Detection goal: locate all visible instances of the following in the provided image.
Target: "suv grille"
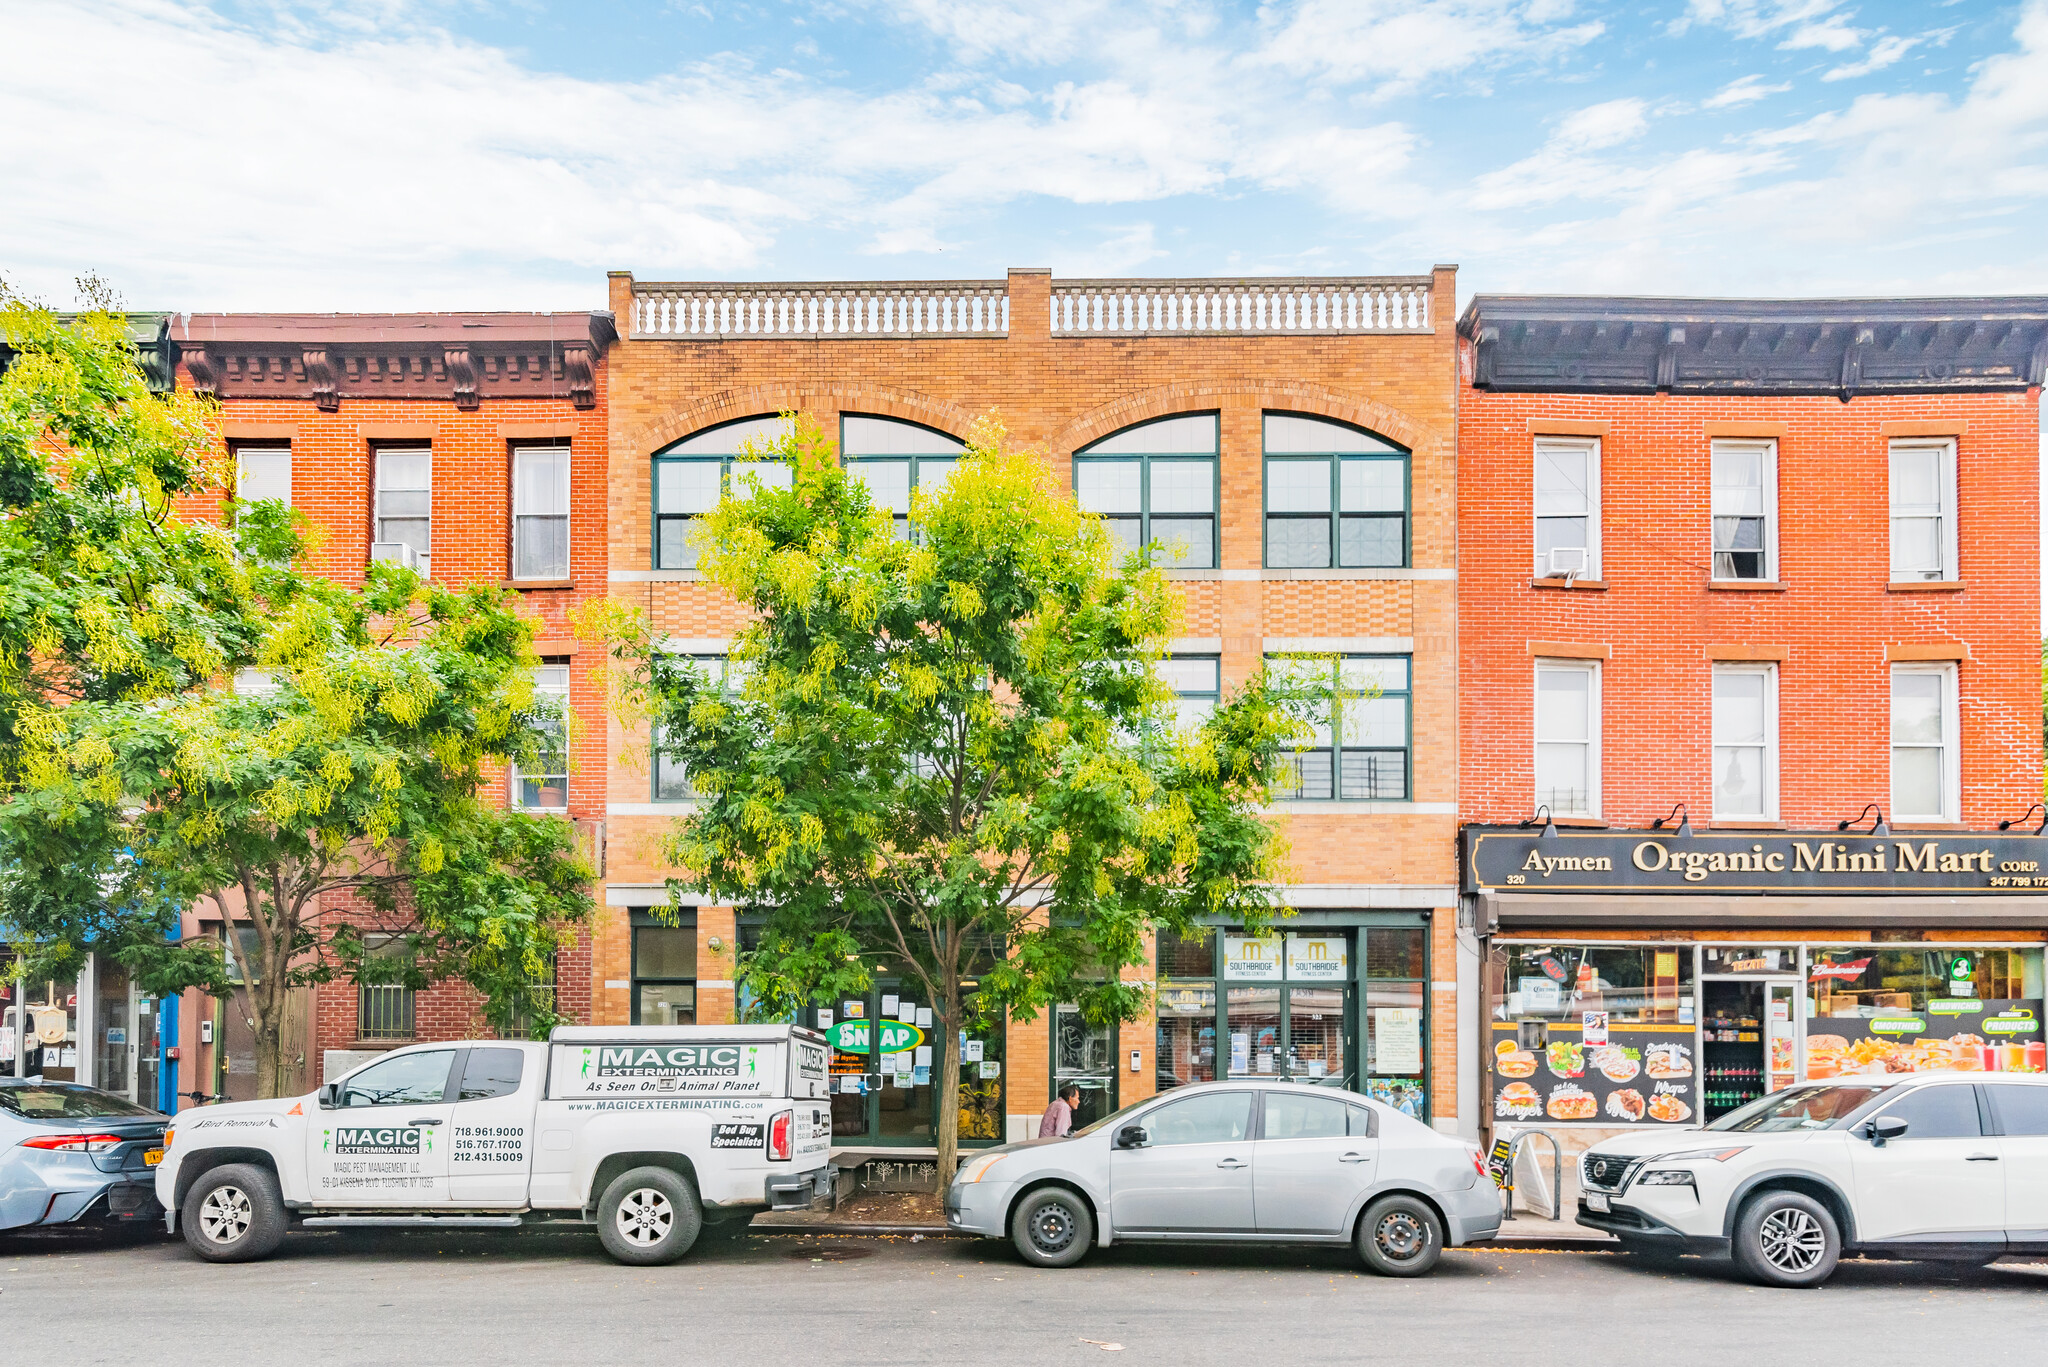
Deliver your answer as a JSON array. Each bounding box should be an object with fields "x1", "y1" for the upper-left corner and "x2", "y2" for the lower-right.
[{"x1": 1581, "y1": 1152, "x2": 1632, "y2": 1191}]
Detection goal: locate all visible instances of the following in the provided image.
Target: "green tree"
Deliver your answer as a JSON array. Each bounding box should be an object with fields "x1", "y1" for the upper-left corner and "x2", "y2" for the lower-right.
[{"x1": 595, "y1": 414, "x2": 1318, "y2": 1176}]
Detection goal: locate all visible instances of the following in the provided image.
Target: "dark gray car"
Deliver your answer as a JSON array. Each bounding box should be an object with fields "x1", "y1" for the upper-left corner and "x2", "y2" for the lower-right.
[
  {"x1": 0, "y1": 1081, "x2": 169, "y2": 1234},
  {"x1": 945, "y1": 1079, "x2": 1498, "y2": 1276}
]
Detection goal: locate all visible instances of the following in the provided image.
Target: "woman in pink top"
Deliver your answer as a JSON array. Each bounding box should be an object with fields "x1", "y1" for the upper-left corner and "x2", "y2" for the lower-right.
[{"x1": 1038, "y1": 1084, "x2": 1082, "y2": 1137}]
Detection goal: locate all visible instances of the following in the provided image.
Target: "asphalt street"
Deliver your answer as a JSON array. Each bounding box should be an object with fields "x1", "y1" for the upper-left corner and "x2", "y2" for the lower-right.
[{"x1": 13, "y1": 1226, "x2": 2048, "y2": 1367}]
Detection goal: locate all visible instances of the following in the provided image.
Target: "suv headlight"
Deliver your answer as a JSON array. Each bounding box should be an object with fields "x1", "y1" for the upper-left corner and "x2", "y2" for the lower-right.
[
  {"x1": 956, "y1": 1153, "x2": 1008, "y2": 1185},
  {"x1": 1636, "y1": 1170, "x2": 1696, "y2": 1187}
]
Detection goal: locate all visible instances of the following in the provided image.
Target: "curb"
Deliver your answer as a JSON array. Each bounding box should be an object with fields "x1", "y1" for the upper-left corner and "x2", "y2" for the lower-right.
[{"x1": 748, "y1": 1221, "x2": 970, "y2": 1237}]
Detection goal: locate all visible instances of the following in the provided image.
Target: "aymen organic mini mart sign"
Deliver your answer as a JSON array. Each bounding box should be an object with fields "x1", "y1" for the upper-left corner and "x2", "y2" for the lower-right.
[{"x1": 1464, "y1": 827, "x2": 2048, "y2": 895}]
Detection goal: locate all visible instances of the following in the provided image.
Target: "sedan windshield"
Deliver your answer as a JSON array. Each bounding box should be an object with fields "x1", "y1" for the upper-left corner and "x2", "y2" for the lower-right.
[
  {"x1": 1706, "y1": 1082, "x2": 1893, "y2": 1133},
  {"x1": 0, "y1": 1083, "x2": 159, "y2": 1120}
]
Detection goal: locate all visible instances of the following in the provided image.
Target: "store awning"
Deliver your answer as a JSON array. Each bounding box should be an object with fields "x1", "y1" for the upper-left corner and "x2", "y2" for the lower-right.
[{"x1": 1480, "y1": 892, "x2": 2048, "y2": 930}]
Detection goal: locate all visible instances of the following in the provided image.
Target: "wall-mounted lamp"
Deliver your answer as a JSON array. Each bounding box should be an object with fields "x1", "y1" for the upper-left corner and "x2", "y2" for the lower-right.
[
  {"x1": 1519, "y1": 804, "x2": 1558, "y2": 839},
  {"x1": 2000, "y1": 803, "x2": 2048, "y2": 835},
  {"x1": 1838, "y1": 803, "x2": 1890, "y2": 837},
  {"x1": 1650, "y1": 803, "x2": 1693, "y2": 837}
]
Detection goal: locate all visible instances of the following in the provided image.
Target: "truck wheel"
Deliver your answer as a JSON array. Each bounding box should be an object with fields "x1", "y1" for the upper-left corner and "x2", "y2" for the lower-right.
[
  {"x1": 597, "y1": 1166, "x2": 702, "y2": 1266},
  {"x1": 1731, "y1": 1190, "x2": 1838, "y2": 1288},
  {"x1": 182, "y1": 1163, "x2": 288, "y2": 1263},
  {"x1": 1356, "y1": 1195, "x2": 1444, "y2": 1277},
  {"x1": 1009, "y1": 1185, "x2": 1093, "y2": 1268}
]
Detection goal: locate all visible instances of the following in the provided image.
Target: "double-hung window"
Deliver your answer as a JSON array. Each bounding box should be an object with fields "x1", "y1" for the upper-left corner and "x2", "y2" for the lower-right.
[
  {"x1": 652, "y1": 654, "x2": 732, "y2": 801},
  {"x1": 1264, "y1": 413, "x2": 1409, "y2": 570},
  {"x1": 512, "y1": 446, "x2": 570, "y2": 580},
  {"x1": 1710, "y1": 439, "x2": 1775, "y2": 581},
  {"x1": 1890, "y1": 439, "x2": 1958, "y2": 582},
  {"x1": 1712, "y1": 663, "x2": 1778, "y2": 820},
  {"x1": 842, "y1": 414, "x2": 963, "y2": 539},
  {"x1": 1534, "y1": 659, "x2": 1599, "y2": 817},
  {"x1": 1892, "y1": 663, "x2": 1958, "y2": 821},
  {"x1": 1267, "y1": 655, "x2": 1410, "y2": 801},
  {"x1": 1533, "y1": 437, "x2": 1599, "y2": 578},
  {"x1": 236, "y1": 446, "x2": 292, "y2": 506},
  {"x1": 514, "y1": 658, "x2": 570, "y2": 811},
  {"x1": 373, "y1": 447, "x2": 432, "y2": 575},
  {"x1": 1156, "y1": 655, "x2": 1221, "y2": 733},
  {"x1": 1074, "y1": 413, "x2": 1218, "y2": 568},
  {"x1": 653, "y1": 416, "x2": 794, "y2": 568}
]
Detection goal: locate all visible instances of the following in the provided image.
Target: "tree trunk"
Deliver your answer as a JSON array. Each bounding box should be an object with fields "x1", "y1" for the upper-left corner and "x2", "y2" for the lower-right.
[{"x1": 935, "y1": 979, "x2": 963, "y2": 1182}]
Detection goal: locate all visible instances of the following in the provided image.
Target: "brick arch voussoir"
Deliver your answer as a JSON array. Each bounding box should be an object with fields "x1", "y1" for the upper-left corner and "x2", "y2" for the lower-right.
[
  {"x1": 1048, "y1": 381, "x2": 1435, "y2": 457},
  {"x1": 628, "y1": 385, "x2": 984, "y2": 458}
]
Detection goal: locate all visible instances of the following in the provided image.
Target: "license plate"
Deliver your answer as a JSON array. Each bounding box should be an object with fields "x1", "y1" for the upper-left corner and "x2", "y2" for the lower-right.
[
  {"x1": 1586, "y1": 1192, "x2": 1610, "y2": 1212},
  {"x1": 143, "y1": 1148, "x2": 164, "y2": 1167}
]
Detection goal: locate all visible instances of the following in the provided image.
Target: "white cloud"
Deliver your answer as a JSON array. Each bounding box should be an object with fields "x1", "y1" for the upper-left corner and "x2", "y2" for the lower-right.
[
  {"x1": 1780, "y1": 17, "x2": 1865, "y2": 52},
  {"x1": 1255, "y1": 0, "x2": 1604, "y2": 98},
  {"x1": 1822, "y1": 32, "x2": 1923, "y2": 80},
  {"x1": 1704, "y1": 74, "x2": 1793, "y2": 107}
]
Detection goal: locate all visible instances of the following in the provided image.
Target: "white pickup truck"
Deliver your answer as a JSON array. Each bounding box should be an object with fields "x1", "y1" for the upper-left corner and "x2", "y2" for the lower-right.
[{"x1": 154, "y1": 1024, "x2": 833, "y2": 1265}]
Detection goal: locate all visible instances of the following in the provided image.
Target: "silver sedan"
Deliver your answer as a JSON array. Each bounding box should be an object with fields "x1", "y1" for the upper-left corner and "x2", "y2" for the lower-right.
[{"x1": 944, "y1": 1079, "x2": 1498, "y2": 1275}]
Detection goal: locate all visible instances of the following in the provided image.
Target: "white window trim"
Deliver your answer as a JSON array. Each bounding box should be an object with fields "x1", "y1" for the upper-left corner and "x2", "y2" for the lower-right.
[
  {"x1": 1888, "y1": 437, "x2": 1959, "y2": 583},
  {"x1": 1711, "y1": 662, "x2": 1779, "y2": 822},
  {"x1": 374, "y1": 446, "x2": 433, "y2": 574},
  {"x1": 1532, "y1": 436, "x2": 1600, "y2": 579},
  {"x1": 512, "y1": 445, "x2": 572, "y2": 581},
  {"x1": 1533, "y1": 658, "x2": 1601, "y2": 819},
  {"x1": 1709, "y1": 438, "x2": 1778, "y2": 582},
  {"x1": 511, "y1": 661, "x2": 571, "y2": 812},
  {"x1": 1891, "y1": 662, "x2": 1960, "y2": 822}
]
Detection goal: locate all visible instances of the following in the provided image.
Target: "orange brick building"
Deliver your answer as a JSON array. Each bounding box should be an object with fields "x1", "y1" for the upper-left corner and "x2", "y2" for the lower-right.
[
  {"x1": 1455, "y1": 296, "x2": 2048, "y2": 1191},
  {"x1": 600, "y1": 268, "x2": 1476, "y2": 1150},
  {"x1": 160, "y1": 311, "x2": 615, "y2": 1106}
]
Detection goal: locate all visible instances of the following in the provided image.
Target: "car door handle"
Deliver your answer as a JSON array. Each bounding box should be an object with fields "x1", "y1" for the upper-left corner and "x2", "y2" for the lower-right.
[
  {"x1": 1216, "y1": 1158, "x2": 1248, "y2": 1169},
  {"x1": 408, "y1": 1117, "x2": 444, "y2": 1126},
  {"x1": 1966, "y1": 1153, "x2": 2000, "y2": 1161},
  {"x1": 1339, "y1": 1153, "x2": 1371, "y2": 1164}
]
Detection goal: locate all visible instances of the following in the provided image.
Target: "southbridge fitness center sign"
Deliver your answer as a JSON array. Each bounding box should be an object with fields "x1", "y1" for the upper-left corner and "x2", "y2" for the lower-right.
[{"x1": 1464, "y1": 826, "x2": 2048, "y2": 895}]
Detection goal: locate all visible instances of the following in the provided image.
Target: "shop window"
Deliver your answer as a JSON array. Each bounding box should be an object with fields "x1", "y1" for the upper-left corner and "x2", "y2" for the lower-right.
[
  {"x1": 1889, "y1": 438, "x2": 1957, "y2": 582},
  {"x1": 236, "y1": 446, "x2": 292, "y2": 506},
  {"x1": 632, "y1": 915, "x2": 697, "y2": 1025},
  {"x1": 1891, "y1": 663, "x2": 1958, "y2": 821},
  {"x1": 1534, "y1": 659, "x2": 1599, "y2": 817},
  {"x1": 843, "y1": 414, "x2": 964, "y2": 540},
  {"x1": 652, "y1": 415, "x2": 794, "y2": 568},
  {"x1": 1364, "y1": 927, "x2": 1426, "y2": 1116},
  {"x1": 1710, "y1": 439, "x2": 1776, "y2": 581},
  {"x1": 1076, "y1": 413, "x2": 1218, "y2": 568},
  {"x1": 373, "y1": 447, "x2": 432, "y2": 576},
  {"x1": 1533, "y1": 437, "x2": 1599, "y2": 578},
  {"x1": 1155, "y1": 927, "x2": 1217, "y2": 1092},
  {"x1": 652, "y1": 654, "x2": 734, "y2": 801},
  {"x1": 1493, "y1": 945, "x2": 1694, "y2": 1026},
  {"x1": 1267, "y1": 654, "x2": 1410, "y2": 801},
  {"x1": 512, "y1": 659, "x2": 570, "y2": 811},
  {"x1": 1263, "y1": 413, "x2": 1408, "y2": 570},
  {"x1": 1712, "y1": 663, "x2": 1778, "y2": 820},
  {"x1": 512, "y1": 445, "x2": 570, "y2": 580}
]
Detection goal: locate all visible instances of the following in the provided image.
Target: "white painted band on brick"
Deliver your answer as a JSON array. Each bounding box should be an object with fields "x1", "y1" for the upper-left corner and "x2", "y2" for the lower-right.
[
  {"x1": 697, "y1": 980, "x2": 737, "y2": 990},
  {"x1": 658, "y1": 637, "x2": 731, "y2": 653},
  {"x1": 604, "y1": 883, "x2": 701, "y2": 907},
  {"x1": 610, "y1": 569, "x2": 706, "y2": 582},
  {"x1": 1279, "y1": 884, "x2": 1456, "y2": 908},
  {"x1": 1262, "y1": 801, "x2": 1455, "y2": 815},
  {"x1": 1168, "y1": 637, "x2": 1223, "y2": 653},
  {"x1": 1180, "y1": 568, "x2": 1455, "y2": 581},
  {"x1": 608, "y1": 803, "x2": 696, "y2": 816},
  {"x1": 604, "y1": 980, "x2": 630, "y2": 989},
  {"x1": 1263, "y1": 636, "x2": 1415, "y2": 653},
  {"x1": 1431, "y1": 982, "x2": 1458, "y2": 991}
]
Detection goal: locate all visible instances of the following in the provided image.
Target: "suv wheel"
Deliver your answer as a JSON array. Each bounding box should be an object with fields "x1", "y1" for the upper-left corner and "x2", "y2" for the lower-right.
[
  {"x1": 1732, "y1": 1190, "x2": 1839, "y2": 1288},
  {"x1": 1356, "y1": 1194, "x2": 1444, "y2": 1277},
  {"x1": 182, "y1": 1163, "x2": 288, "y2": 1263},
  {"x1": 597, "y1": 1166, "x2": 703, "y2": 1266},
  {"x1": 1009, "y1": 1185, "x2": 1093, "y2": 1268}
]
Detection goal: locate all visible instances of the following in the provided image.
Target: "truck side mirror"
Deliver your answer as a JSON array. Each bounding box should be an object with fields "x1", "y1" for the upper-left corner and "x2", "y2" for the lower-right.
[
  {"x1": 319, "y1": 1083, "x2": 341, "y2": 1109},
  {"x1": 1861, "y1": 1115, "x2": 1908, "y2": 1146},
  {"x1": 1116, "y1": 1124, "x2": 1147, "y2": 1149}
]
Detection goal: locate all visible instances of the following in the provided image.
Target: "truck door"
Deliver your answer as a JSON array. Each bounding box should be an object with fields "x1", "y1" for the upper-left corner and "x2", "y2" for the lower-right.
[
  {"x1": 447, "y1": 1046, "x2": 537, "y2": 1206},
  {"x1": 306, "y1": 1047, "x2": 457, "y2": 1207}
]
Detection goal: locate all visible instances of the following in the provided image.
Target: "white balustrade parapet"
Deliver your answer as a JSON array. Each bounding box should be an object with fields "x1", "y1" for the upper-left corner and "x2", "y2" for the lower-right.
[
  {"x1": 1050, "y1": 277, "x2": 1432, "y2": 336},
  {"x1": 631, "y1": 281, "x2": 1010, "y2": 339}
]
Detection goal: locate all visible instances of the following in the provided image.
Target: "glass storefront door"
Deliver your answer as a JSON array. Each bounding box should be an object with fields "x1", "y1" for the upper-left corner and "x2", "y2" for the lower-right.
[
  {"x1": 94, "y1": 961, "x2": 133, "y2": 1097},
  {"x1": 1224, "y1": 932, "x2": 1358, "y2": 1089},
  {"x1": 1053, "y1": 1003, "x2": 1118, "y2": 1132},
  {"x1": 814, "y1": 981, "x2": 1005, "y2": 1147}
]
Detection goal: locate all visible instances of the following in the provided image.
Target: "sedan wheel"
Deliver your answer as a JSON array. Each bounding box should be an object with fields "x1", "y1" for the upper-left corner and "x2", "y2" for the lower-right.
[
  {"x1": 1732, "y1": 1190, "x2": 1839, "y2": 1288},
  {"x1": 1009, "y1": 1185, "x2": 1094, "y2": 1268},
  {"x1": 1356, "y1": 1194, "x2": 1444, "y2": 1277}
]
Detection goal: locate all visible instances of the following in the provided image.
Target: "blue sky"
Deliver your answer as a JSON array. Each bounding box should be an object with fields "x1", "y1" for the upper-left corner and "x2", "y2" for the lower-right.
[{"x1": 2, "y1": 0, "x2": 2043, "y2": 311}]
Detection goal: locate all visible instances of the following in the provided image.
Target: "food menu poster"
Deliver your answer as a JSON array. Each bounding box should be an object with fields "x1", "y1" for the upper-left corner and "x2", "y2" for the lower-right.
[
  {"x1": 1805, "y1": 999, "x2": 2046, "y2": 1076},
  {"x1": 1492, "y1": 1024, "x2": 1697, "y2": 1125}
]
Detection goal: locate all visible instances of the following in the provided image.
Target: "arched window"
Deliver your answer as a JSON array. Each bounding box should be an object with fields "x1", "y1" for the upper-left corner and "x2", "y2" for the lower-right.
[
  {"x1": 840, "y1": 415, "x2": 965, "y2": 539},
  {"x1": 1262, "y1": 413, "x2": 1409, "y2": 570},
  {"x1": 1073, "y1": 413, "x2": 1218, "y2": 568},
  {"x1": 651, "y1": 415, "x2": 794, "y2": 568}
]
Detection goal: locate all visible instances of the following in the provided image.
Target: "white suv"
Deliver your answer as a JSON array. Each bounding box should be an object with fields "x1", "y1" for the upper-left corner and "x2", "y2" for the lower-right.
[{"x1": 1575, "y1": 1071, "x2": 2048, "y2": 1287}]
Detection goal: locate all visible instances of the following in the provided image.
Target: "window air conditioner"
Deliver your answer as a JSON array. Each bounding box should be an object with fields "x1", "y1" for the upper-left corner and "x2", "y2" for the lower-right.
[
  {"x1": 1547, "y1": 546, "x2": 1589, "y2": 578},
  {"x1": 369, "y1": 541, "x2": 421, "y2": 570}
]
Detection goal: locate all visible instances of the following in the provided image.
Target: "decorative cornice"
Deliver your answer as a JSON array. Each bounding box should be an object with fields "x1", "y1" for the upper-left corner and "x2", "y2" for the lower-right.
[{"x1": 1459, "y1": 295, "x2": 2048, "y2": 399}]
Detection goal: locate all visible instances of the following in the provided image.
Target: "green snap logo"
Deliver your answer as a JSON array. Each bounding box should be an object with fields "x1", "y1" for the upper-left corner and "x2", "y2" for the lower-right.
[{"x1": 331, "y1": 1126, "x2": 426, "y2": 1155}]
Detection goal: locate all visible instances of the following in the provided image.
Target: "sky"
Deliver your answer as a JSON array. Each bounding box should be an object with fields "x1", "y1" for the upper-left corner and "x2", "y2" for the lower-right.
[{"x1": 2, "y1": 0, "x2": 2045, "y2": 312}]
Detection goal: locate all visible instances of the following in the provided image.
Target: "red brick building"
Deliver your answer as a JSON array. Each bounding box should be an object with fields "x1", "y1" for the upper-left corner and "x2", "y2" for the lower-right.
[
  {"x1": 1455, "y1": 296, "x2": 2048, "y2": 1191},
  {"x1": 163, "y1": 311, "x2": 615, "y2": 1106}
]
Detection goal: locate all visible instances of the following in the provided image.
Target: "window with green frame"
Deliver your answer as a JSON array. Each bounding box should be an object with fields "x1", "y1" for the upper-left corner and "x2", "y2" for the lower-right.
[
  {"x1": 651, "y1": 654, "x2": 738, "y2": 801},
  {"x1": 1074, "y1": 413, "x2": 1218, "y2": 568},
  {"x1": 1266, "y1": 654, "x2": 1411, "y2": 801},
  {"x1": 1262, "y1": 413, "x2": 1409, "y2": 569},
  {"x1": 652, "y1": 415, "x2": 794, "y2": 569},
  {"x1": 840, "y1": 414, "x2": 965, "y2": 539},
  {"x1": 1156, "y1": 655, "x2": 1220, "y2": 732}
]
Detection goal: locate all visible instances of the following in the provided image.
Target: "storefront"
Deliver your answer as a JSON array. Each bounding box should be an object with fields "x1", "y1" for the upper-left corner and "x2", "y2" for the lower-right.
[
  {"x1": 1464, "y1": 825, "x2": 2048, "y2": 1188},
  {"x1": 802, "y1": 968, "x2": 1008, "y2": 1150},
  {"x1": 4, "y1": 952, "x2": 175, "y2": 1109}
]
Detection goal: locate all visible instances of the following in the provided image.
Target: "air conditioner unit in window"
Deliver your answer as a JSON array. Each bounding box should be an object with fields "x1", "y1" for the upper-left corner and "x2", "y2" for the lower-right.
[
  {"x1": 369, "y1": 541, "x2": 421, "y2": 570},
  {"x1": 1547, "y1": 546, "x2": 1590, "y2": 578}
]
